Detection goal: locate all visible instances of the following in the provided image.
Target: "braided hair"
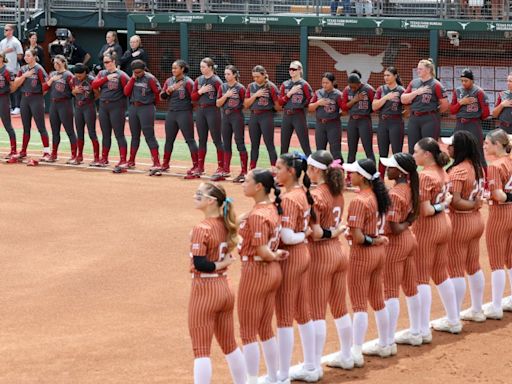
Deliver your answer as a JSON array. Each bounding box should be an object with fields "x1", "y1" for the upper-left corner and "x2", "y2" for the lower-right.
[
  {"x1": 358, "y1": 159, "x2": 390, "y2": 217},
  {"x1": 252, "y1": 169, "x2": 282, "y2": 215},
  {"x1": 394, "y1": 152, "x2": 420, "y2": 222}
]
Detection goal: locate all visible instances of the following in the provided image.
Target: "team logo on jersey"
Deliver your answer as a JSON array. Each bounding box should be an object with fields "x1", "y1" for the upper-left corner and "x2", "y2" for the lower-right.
[
  {"x1": 55, "y1": 82, "x2": 65, "y2": 93},
  {"x1": 0, "y1": 78, "x2": 4, "y2": 88},
  {"x1": 309, "y1": 40, "x2": 384, "y2": 83}
]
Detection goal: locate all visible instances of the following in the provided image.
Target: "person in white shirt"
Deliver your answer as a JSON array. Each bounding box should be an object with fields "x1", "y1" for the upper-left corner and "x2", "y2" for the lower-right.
[{"x1": 0, "y1": 24, "x2": 23, "y2": 115}]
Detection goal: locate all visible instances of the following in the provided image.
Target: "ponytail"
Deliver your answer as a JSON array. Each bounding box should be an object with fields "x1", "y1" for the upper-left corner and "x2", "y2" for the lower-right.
[
  {"x1": 359, "y1": 159, "x2": 390, "y2": 216},
  {"x1": 394, "y1": 152, "x2": 420, "y2": 223},
  {"x1": 252, "y1": 168, "x2": 283, "y2": 215},
  {"x1": 280, "y1": 152, "x2": 316, "y2": 222},
  {"x1": 203, "y1": 182, "x2": 239, "y2": 252},
  {"x1": 308, "y1": 150, "x2": 344, "y2": 196},
  {"x1": 273, "y1": 183, "x2": 283, "y2": 215},
  {"x1": 417, "y1": 137, "x2": 450, "y2": 167}
]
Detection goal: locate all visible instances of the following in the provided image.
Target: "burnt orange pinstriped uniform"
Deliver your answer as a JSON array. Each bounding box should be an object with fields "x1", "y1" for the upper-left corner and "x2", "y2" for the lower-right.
[
  {"x1": 383, "y1": 183, "x2": 418, "y2": 299},
  {"x1": 347, "y1": 189, "x2": 386, "y2": 313},
  {"x1": 308, "y1": 184, "x2": 349, "y2": 320},
  {"x1": 188, "y1": 217, "x2": 238, "y2": 358},
  {"x1": 276, "y1": 186, "x2": 312, "y2": 327},
  {"x1": 237, "y1": 203, "x2": 282, "y2": 344},
  {"x1": 486, "y1": 156, "x2": 512, "y2": 270},
  {"x1": 412, "y1": 165, "x2": 452, "y2": 285},
  {"x1": 447, "y1": 160, "x2": 485, "y2": 277}
]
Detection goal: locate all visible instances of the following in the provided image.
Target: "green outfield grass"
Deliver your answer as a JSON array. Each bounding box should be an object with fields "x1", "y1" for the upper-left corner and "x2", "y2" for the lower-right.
[{"x1": 0, "y1": 129, "x2": 369, "y2": 167}]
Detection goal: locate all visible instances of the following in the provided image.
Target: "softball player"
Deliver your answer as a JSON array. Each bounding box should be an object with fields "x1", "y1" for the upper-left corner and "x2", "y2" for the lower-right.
[
  {"x1": 492, "y1": 73, "x2": 512, "y2": 134},
  {"x1": 45, "y1": 55, "x2": 77, "y2": 163},
  {"x1": 238, "y1": 169, "x2": 288, "y2": 384},
  {"x1": 191, "y1": 58, "x2": 224, "y2": 178},
  {"x1": 216, "y1": 65, "x2": 247, "y2": 183},
  {"x1": 450, "y1": 69, "x2": 489, "y2": 168},
  {"x1": 481, "y1": 129, "x2": 512, "y2": 319},
  {"x1": 0, "y1": 52, "x2": 17, "y2": 158},
  {"x1": 342, "y1": 72, "x2": 375, "y2": 185},
  {"x1": 160, "y1": 60, "x2": 199, "y2": 177},
  {"x1": 274, "y1": 153, "x2": 319, "y2": 382},
  {"x1": 379, "y1": 153, "x2": 422, "y2": 346},
  {"x1": 308, "y1": 72, "x2": 343, "y2": 162},
  {"x1": 402, "y1": 59, "x2": 449, "y2": 154},
  {"x1": 341, "y1": 159, "x2": 390, "y2": 365},
  {"x1": 373, "y1": 67, "x2": 405, "y2": 177},
  {"x1": 91, "y1": 52, "x2": 129, "y2": 167},
  {"x1": 306, "y1": 150, "x2": 353, "y2": 371},
  {"x1": 12, "y1": 48, "x2": 50, "y2": 161},
  {"x1": 441, "y1": 131, "x2": 486, "y2": 322},
  {"x1": 123, "y1": 60, "x2": 162, "y2": 171},
  {"x1": 71, "y1": 63, "x2": 99, "y2": 165},
  {"x1": 244, "y1": 65, "x2": 279, "y2": 171},
  {"x1": 189, "y1": 182, "x2": 247, "y2": 384},
  {"x1": 278, "y1": 60, "x2": 313, "y2": 156},
  {"x1": 412, "y1": 138, "x2": 461, "y2": 338}
]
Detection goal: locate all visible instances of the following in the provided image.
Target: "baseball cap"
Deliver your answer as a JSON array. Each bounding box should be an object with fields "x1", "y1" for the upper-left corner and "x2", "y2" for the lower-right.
[
  {"x1": 131, "y1": 59, "x2": 146, "y2": 71},
  {"x1": 342, "y1": 160, "x2": 375, "y2": 180},
  {"x1": 348, "y1": 73, "x2": 361, "y2": 84},
  {"x1": 380, "y1": 155, "x2": 409, "y2": 175},
  {"x1": 73, "y1": 63, "x2": 88, "y2": 74},
  {"x1": 460, "y1": 68, "x2": 474, "y2": 80},
  {"x1": 441, "y1": 136, "x2": 454, "y2": 145}
]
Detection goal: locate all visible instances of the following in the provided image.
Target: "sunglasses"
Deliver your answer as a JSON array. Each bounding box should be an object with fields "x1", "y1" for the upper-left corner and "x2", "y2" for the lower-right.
[
  {"x1": 194, "y1": 191, "x2": 216, "y2": 201},
  {"x1": 289, "y1": 68, "x2": 299, "y2": 71},
  {"x1": 103, "y1": 60, "x2": 112, "y2": 64}
]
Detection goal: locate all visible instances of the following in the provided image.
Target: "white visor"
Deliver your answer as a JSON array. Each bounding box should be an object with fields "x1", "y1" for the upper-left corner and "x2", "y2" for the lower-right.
[
  {"x1": 342, "y1": 161, "x2": 374, "y2": 180},
  {"x1": 380, "y1": 156, "x2": 409, "y2": 175},
  {"x1": 307, "y1": 155, "x2": 328, "y2": 170},
  {"x1": 441, "y1": 136, "x2": 454, "y2": 145}
]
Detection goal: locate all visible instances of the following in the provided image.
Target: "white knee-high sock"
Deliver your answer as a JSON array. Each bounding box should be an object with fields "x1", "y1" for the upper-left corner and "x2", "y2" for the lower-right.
[
  {"x1": 418, "y1": 284, "x2": 432, "y2": 335},
  {"x1": 451, "y1": 277, "x2": 466, "y2": 313},
  {"x1": 261, "y1": 337, "x2": 279, "y2": 383},
  {"x1": 374, "y1": 308, "x2": 389, "y2": 347},
  {"x1": 277, "y1": 327, "x2": 294, "y2": 381},
  {"x1": 243, "y1": 342, "x2": 260, "y2": 378},
  {"x1": 437, "y1": 279, "x2": 459, "y2": 323},
  {"x1": 225, "y1": 348, "x2": 247, "y2": 384},
  {"x1": 298, "y1": 320, "x2": 316, "y2": 371},
  {"x1": 312, "y1": 320, "x2": 326, "y2": 370},
  {"x1": 468, "y1": 270, "x2": 485, "y2": 312},
  {"x1": 492, "y1": 269, "x2": 506, "y2": 309},
  {"x1": 334, "y1": 314, "x2": 352, "y2": 360},
  {"x1": 352, "y1": 312, "x2": 368, "y2": 347},
  {"x1": 508, "y1": 268, "x2": 512, "y2": 296},
  {"x1": 194, "y1": 357, "x2": 212, "y2": 384},
  {"x1": 385, "y1": 298, "x2": 400, "y2": 345},
  {"x1": 405, "y1": 293, "x2": 421, "y2": 335}
]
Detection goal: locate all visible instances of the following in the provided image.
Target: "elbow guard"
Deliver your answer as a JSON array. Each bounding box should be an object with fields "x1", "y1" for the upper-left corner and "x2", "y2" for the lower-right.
[{"x1": 193, "y1": 255, "x2": 216, "y2": 273}]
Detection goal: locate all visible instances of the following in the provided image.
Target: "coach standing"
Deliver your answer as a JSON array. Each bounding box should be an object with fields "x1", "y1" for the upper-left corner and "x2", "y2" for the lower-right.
[
  {"x1": 0, "y1": 24, "x2": 23, "y2": 115},
  {"x1": 450, "y1": 68, "x2": 489, "y2": 168},
  {"x1": 97, "y1": 31, "x2": 123, "y2": 67}
]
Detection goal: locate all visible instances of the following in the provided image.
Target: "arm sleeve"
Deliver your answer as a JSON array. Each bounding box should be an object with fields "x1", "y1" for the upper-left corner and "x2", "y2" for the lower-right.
[
  {"x1": 38, "y1": 68, "x2": 47, "y2": 90},
  {"x1": 478, "y1": 90, "x2": 490, "y2": 119},
  {"x1": 245, "y1": 85, "x2": 251, "y2": 98},
  {"x1": 280, "y1": 227, "x2": 305, "y2": 245},
  {"x1": 496, "y1": 93, "x2": 502, "y2": 107},
  {"x1": 449, "y1": 90, "x2": 461, "y2": 115},
  {"x1": 435, "y1": 82, "x2": 448, "y2": 99},
  {"x1": 185, "y1": 79, "x2": 194, "y2": 97},
  {"x1": 303, "y1": 83, "x2": 313, "y2": 106},
  {"x1": 374, "y1": 86, "x2": 382, "y2": 100},
  {"x1": 310, "y1": 91, "x2": 318, "y2": 104},
  {"x1": 366, "y1": 86, "x2": 375, "y2": 103},
  {"x1": 91, "y1": 73, "x2": 108, "y2": 89},
  {"x1": 238, "y1": 86, "x2": 246, "y2": 100},
  {"x1": 270, "y1": 84, "x2": 279, "y2": 103},
  {"x1": 341, "y1": 88, "x2": 349, "y2": 111},
  {"x1": 193, "y1": 256, "x2": 216, "y2": 273},
  {"x1": 149, "y1": 77, "x2": 161, "y2": 104},
  {"x1": 123, "y1": 76, "x2": 135, "y2": 97},
  {"x1": 278, "y1": 83, "x2": 288, "y2": 106},
  {"x1": 191, "y1": 79, "x2": 200, "y2": 102},
  {"x1": 404, "y1": 82, "x2": 412, "y2": 94}
]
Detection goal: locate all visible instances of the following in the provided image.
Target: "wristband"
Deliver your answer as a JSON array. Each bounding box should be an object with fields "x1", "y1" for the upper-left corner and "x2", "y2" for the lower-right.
[
  {"x1": 363, "y1": 235, "x2": 374, "y2": 246},
  {"x1": 321, "y1": 229, "x2": 332, "y2": 239},
  {"x1": 433, "y1": 203, "x2": 444, "y2": 214},
  {"x1": 506, "y1": 193, "x2": 512, "y2": 202}
]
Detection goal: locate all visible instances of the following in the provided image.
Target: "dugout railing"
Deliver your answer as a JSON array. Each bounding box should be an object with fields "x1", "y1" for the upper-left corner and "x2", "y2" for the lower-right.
[{"x1": 126, "y1": 14, "x2": 512, "y2": 136}]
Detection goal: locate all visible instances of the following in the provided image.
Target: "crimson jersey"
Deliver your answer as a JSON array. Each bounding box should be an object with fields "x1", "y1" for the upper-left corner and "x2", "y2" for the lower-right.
[{"x1": 189, "y1": 217, "x2": 229, "y2": 276}]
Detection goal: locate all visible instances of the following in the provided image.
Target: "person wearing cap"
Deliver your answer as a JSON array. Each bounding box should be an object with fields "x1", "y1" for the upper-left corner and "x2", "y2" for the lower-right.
[
  {"x1": 305, "y1": 150, "x2": 353, "y2": 372},
  {"x1": 0, "y1": 51, "x2": 17, "y2": 158},
  {"x1": 373, "y1": 66, "x2": 406, "y2": 178},
  {"x1": 44, "y1": 55, "x2": 77, "y2": 163},
  {"x1": 123, "y1": 59, "x2": 162, "y2": 171},
  {"x1": 341, "y1": 158, "x2": 391, "y2": 365},
  {"x1": 492, "y1": 72, "x2": 512, "y2": 134},
  {"x1": 278, "y1": 60, "x2": 313, "y2": 157},
  {"x1": 442, "y1": 131, "x2": 486, "y2": 323},
  {"x1": 342, "y1": 70, "x2": 376, "y2": 186},
  {"x1": 379, "y1": 153, "x2": 422, "y2": 347},
  {"x1": 71, "y1": 63, "x2": 100, "y2": 165},
  {"x1": 450, "y1": 68, "x2": 489, "y2": 169},
  {"x1": 309, "y1": 72, "x2": 344, "y2": 163},
  {"x1": 411, "y1": 137, "x2": 462, "y2": 338},
  {"x1": 401, "y1": 59, "x2": 449, "y2": 154}
]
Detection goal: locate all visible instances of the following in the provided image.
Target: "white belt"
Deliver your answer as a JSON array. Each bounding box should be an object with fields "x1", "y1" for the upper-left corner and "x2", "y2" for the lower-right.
[
  {"x1": 241, "y1": 256, "x2": 263, "y2": 262},
  {"x1": 192, "y1": 272, "x2": 227, "y2": 278}
]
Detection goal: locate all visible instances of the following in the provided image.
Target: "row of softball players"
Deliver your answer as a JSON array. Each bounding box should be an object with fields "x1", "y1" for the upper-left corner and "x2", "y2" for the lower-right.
[{"x1": 187, "y1": 127, "x2": 512, "y2": 384}]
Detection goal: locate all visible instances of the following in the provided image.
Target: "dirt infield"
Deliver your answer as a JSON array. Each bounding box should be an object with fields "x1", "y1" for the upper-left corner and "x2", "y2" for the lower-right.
[{"x1": 1, "y1": 163, "x2": 512, "y2": 384}]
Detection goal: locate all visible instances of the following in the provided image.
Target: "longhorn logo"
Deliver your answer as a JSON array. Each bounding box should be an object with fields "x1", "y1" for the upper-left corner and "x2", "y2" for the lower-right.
[
  {"x1": 457, "y1": 22, "x2": 470, "y2": 30},
  {"x1": 147, "y1": 15, "x2": 155, "y2": 23},
  {"x1": 294, "y1": 18, "x2": 304, "y2": 25},
  {"x1": 219, "y1": 16, "x2": 228, "y2": 23},
  {"x1": 310, "y1": 40, "x2": 384, "y2": 83}
]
